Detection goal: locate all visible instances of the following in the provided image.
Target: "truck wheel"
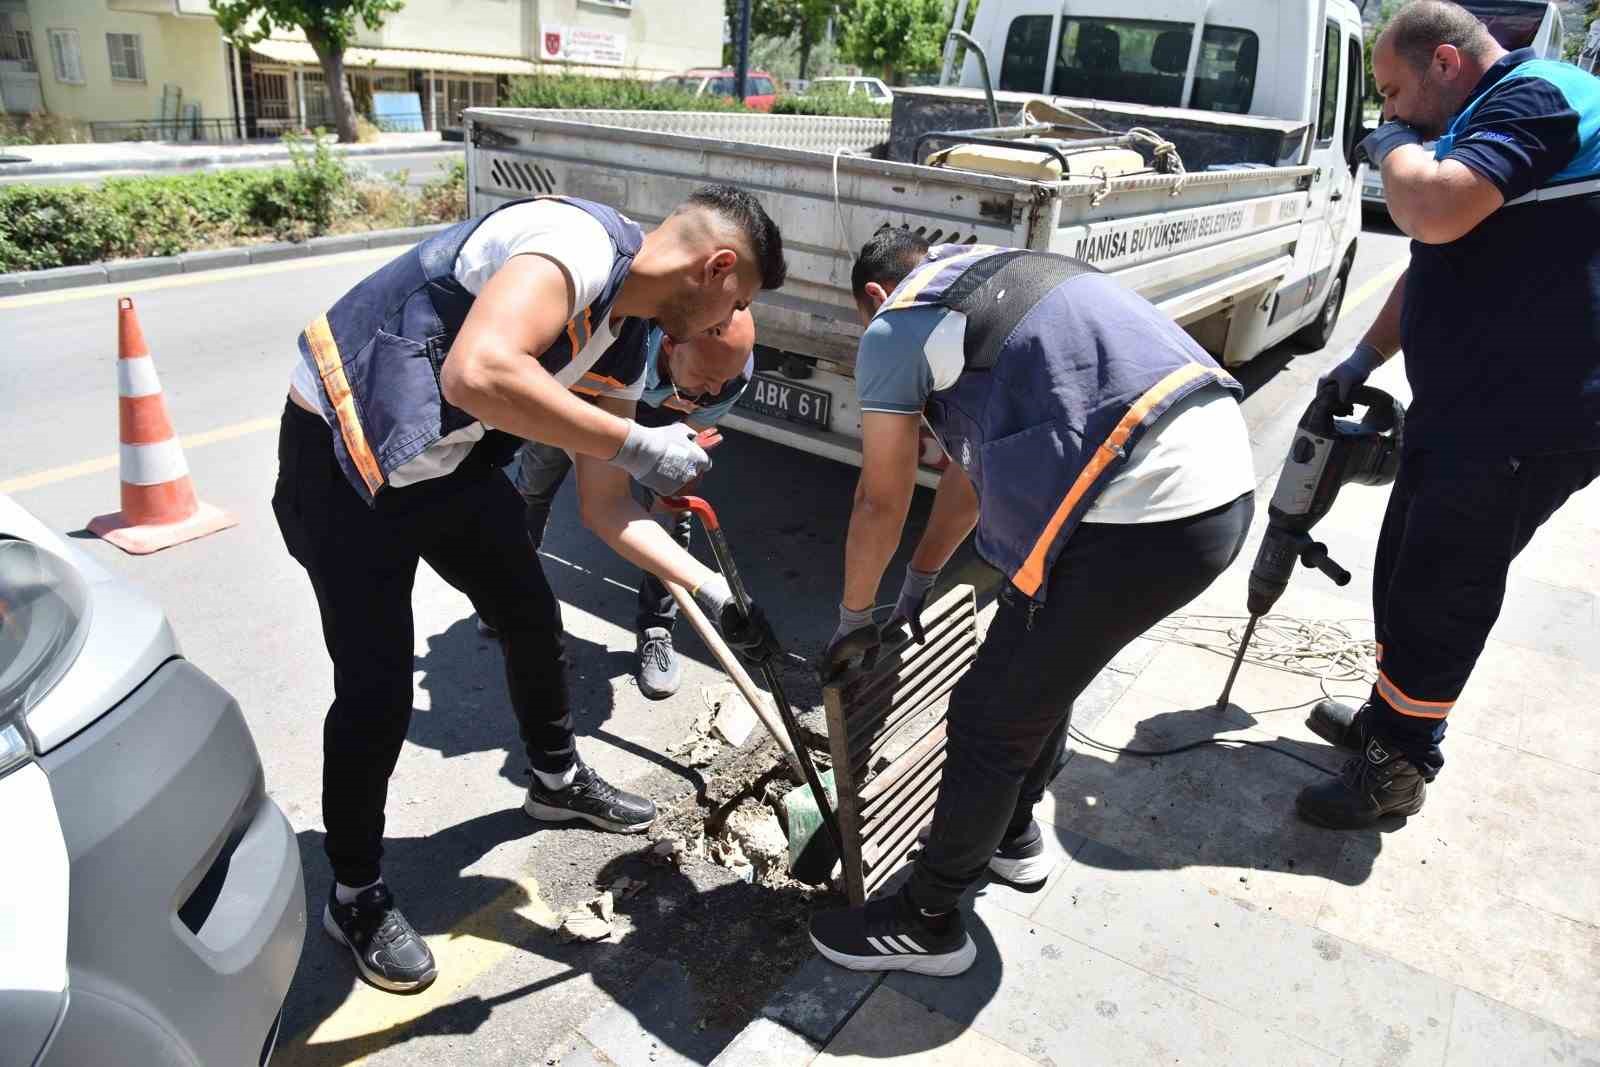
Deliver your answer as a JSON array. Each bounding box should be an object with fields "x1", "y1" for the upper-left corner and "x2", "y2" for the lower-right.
[{"x1": 1295, "y1": 260, "x2": 1351, "y2": 349}]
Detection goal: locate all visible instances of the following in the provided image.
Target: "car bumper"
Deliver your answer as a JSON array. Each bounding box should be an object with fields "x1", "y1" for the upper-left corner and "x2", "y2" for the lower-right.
[{"x1": 38, "y1": 659, "x2": 304, "y2": 1067}]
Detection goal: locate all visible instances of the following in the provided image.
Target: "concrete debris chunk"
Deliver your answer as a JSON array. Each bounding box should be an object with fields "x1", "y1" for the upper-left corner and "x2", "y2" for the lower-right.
[{"x1": 555, "y1": 890, "x2": 615, "y2": 943}]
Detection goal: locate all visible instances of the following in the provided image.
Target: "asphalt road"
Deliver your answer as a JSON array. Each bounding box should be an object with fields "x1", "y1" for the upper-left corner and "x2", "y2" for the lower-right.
[
  {"x1": 0, "y1": 150, "x2": 458, "y2": 189},
  {"x1": 0, "y1": 214, "x2": 1412, "y2": 1066}
]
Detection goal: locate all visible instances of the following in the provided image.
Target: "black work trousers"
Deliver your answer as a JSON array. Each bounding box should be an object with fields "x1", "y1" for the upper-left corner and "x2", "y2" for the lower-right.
[
  {"x1": 1365, "y1": 449, "x2": 1600, "y2": 777},
  {"x1": 907, "y1": 493, "x2": 1254, "y2": 914},
  {"x1": 272, "y1": 401, "x2": 576, "y2": 887},
  {"x1": 514, "y1": 439, "x2": 693, "y2": 634}
]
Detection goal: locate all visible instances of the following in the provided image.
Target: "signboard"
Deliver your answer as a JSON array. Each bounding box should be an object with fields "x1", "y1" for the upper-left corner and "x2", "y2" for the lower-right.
[{"x1": 539, "y1": 25, "x2": 627, "y2": 66}]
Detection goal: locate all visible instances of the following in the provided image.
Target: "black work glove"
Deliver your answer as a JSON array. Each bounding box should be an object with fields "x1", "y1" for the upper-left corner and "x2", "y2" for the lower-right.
[
  {"x1": 822, "y1": 603, "x2": 880, "y2": 682},
  {"x1": 695, "y1": 575, "x2": 778, "y2": 663},
  {"x1": 886, "y1": 566, "x2": 940, "y2": 644}
]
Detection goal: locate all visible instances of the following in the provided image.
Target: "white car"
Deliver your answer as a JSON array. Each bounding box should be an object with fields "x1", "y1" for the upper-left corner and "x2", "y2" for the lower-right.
[
  {"x1": 1, "y1": 495, "x2": 304, "y2": 1066},
  {"x1": 807, "y1": 76, "x2": 894, "y2": 103}
]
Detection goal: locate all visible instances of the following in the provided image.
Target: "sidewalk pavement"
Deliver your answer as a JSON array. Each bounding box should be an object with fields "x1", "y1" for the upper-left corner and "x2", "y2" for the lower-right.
[
  {"x1": 713, "y1": 356, "x2": 1600, "y2": 1066},
  {"x1": 0, "y1": 131, "x2": 452, "y2": 178}
]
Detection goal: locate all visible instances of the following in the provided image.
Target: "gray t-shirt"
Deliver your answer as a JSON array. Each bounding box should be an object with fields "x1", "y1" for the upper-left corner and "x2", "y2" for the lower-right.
[{"x1": 856, "y1": 303, "x2": 1255, "y2": 523}]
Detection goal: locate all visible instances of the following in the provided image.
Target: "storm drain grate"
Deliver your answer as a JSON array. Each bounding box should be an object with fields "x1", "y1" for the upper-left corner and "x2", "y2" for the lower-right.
[{"x1": 822, "y1": 584, "x2": 978, "y2": 905}]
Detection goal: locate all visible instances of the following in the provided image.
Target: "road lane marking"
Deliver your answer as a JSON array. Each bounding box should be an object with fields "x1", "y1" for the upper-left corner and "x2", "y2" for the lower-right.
[
  {"x1": 0, "y1": 246, "x2": 396, "y2": 311},
  {"x1": 0, "y1": 416, "x2": 278, "y2": 495},
  {"x1": 1344, "y1": 258, "x2": 1407, "y2": 316},
  {"x1": 284, "y1": 875, "x2": 564, "y2": 1067}
]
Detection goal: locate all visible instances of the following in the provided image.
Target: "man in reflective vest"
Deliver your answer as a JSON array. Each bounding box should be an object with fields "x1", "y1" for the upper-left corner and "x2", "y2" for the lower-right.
[
  {"x1": 1301, "y1": 1, "x2": 1600, "y2": 828},
  {"x1": 273, "y1": 187, "x2": 784, "y2": 993},
  {"x1": 807, "y1": 233, "x2": 1257, "y2": 976}
]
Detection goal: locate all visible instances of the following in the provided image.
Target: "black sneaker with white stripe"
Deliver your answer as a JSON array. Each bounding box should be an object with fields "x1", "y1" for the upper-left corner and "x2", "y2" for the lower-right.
[
  {"x1": 323, "y1": 883, "x2": 437, "y2": 994},
  {"x1": 988, "y1": 820, "x2": 1056, "y2": 888},
  {"x1": 524, "y1": 762, "x2": 656, "y2": 833},
  {"x1": 809, "y1": 885, "x2": 976, "y2": 976}
]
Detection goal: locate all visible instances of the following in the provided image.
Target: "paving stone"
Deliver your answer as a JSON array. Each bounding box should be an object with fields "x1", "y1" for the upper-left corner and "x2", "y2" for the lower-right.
[
  {"x1": 1489, "y1": 751, "x2": 1600, "y2": 927},
  {"x1": 179, "y1": 247, "x2": 251, "y2": 272},
  {"x1": 1033, "y1": 839, "x2": 1453, "y2": 1065},
  {"x1": 1510, "y1": 510, "x2": 1600, "y2": 598},
  {"x1": 1444, "y1": 989, "x2": 1600, "y2": 1067},
  {"x1": 973, "y1": 819, "x2": 1084, "y2": 921},
  {"x1": 1047, "y1": 687, "x2": 1348, "y2": 925},
  {"x1": 816, "y1": 986, "x2": 1042, "y2": 1065},
  {"x1": 578, "y1": 957, "x2": 724, "y2": 1066},
  {"x1": 1132, "y1": 640, "x2": 1330, "y2": 724},
  {"x1": 1514, "y1": 648, "x2": 1600, "y2": 774},
  {"x1": 557, "y1": 1039, "x2": 614, "y2": 1066},
  {"x1": 1319, "y1": 738, "x2": 1600, "y2": 1039},
  {"x1": 249, "y1": 241, "x2": 310, "y2": 264},
  {"x1": 709, "y1": 1017, "x2": 820, "y2": 1067},
  {"x1": 885, "y1": 903, "x2": 1334, "y2": 1066},
  {"x1": 105, "y1": 256, "x2": 182, "y2": 283},
  {"x1": 757, "y1": 956, "x2": 881, "y2": 1045},
  {"x1": 1488, "y1": 575, "x2": 1599, "y2": 671}
]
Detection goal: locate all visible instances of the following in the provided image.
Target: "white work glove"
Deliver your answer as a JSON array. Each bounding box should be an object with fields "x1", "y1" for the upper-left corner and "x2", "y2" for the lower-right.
[
  {"x1": 1357, "y1": 120, "x2": 1423, "y2": 168},
  {"x1": 611, "y1": 422, "x2": 710, "y2": 496},
  {"x1": 888, "y1": 566, "x2": 940, "y2": 644},
  {"x1": 1320, "y1": 341, "x2": 1386, "y2": 404}
]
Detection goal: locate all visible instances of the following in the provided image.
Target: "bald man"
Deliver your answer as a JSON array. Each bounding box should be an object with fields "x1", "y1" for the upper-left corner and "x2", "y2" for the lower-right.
[
  {"x1": 489, "y1": 309, "x2": 759, "y2": 698},
  {"x1": 1300, "y1": 1, "x2": 1600, "y2": 829}
]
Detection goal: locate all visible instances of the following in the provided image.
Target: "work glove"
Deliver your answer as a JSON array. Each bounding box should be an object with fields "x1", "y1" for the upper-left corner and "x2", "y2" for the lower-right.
[
  {"x1": 694, "y1": 574, "x2": 778, "y2": 663},
  {"x1": 611, "y1": 422, "x2": 711, "y2": 496},
  {"x1": 822, "y1": 603, "x2": 880, "y2": 682},
  {"x1": 1357, "y1": 120, "x2": 1423, "y2": 169},
  {"x1": 887, "y1": 566, "x2": 940, "y2": 644},
  {"x1": 1320, "y1": 341, "x2": 1386, "y2": 404}
]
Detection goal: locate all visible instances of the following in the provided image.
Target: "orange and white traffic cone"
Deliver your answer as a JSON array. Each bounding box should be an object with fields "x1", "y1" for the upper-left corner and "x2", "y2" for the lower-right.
[{"x1": 87, "y1": 297, "x2": 237, "y2": 555}]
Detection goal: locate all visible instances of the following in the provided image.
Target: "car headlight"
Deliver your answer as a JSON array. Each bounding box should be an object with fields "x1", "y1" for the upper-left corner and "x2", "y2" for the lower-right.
[{"x1": 0, "y1": 538, "x2": 92, "y2": 776}]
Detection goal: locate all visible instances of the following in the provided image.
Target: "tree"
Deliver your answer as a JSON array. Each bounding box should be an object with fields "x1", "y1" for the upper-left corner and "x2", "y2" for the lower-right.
[
  {"x1": 213, "y1": 0, "x2": 404, "y2": 143},
  {"x1": 841, "y1": 0, "x2": 948, "y2": 83},
  {"x1": 731, "y1": 0, "x2": 837, "y2": 80}
]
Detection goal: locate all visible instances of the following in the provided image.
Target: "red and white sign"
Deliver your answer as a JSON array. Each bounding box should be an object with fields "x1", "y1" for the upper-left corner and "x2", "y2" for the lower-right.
[{"x1": 538, "y1": 25, "x2": 627, "y2": 67}]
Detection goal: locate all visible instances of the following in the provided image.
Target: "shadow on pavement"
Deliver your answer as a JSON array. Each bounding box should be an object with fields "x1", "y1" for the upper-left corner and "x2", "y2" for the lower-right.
[{"x1": 1049, "y1": 700, "x2": 1391, "y2": 888}]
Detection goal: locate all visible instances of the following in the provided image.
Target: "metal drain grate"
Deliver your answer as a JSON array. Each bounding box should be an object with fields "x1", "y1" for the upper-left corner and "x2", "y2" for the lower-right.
[{"x1": 822, "y1": 584, "x2": 979, "y2": 905}]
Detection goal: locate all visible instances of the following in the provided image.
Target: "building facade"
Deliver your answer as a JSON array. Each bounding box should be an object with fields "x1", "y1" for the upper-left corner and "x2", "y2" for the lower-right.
[{"x1": 2, "y1": 0, "x2": 722, "y2": 138}]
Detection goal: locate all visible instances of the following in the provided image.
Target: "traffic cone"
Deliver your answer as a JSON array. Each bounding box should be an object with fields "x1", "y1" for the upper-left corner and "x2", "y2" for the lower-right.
[{"x1": 87, "y1": 297, "x2": 237, "y2": 555}]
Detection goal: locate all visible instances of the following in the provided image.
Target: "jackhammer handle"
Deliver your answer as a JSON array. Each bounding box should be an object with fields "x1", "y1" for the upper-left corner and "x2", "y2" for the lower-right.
[{"x1": 1301, "y1": 541, "x2": 1352, "y2": 586}]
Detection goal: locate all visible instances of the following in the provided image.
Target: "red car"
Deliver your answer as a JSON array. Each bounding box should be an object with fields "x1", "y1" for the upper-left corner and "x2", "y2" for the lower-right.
[{"x1": 656, "y1": 68, "x2": 778, "y2": 111}]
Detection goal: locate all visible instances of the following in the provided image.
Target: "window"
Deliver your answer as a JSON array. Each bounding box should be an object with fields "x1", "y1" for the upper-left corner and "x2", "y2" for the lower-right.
[
  {"x1": 998, "y1": 15, "x2": 1052, "y2": 92},
  {"x1": 0, "y1": 15, "x2": 36, "y2": 72},
  {"x1": 749, "y1": 76, "x2": 774, "y2": 95},
  {"x1": 1343, "y1": 35, "x2": 1364, "y2": 163},
  {"x1": 1316, "y1": 22, "x2": 1341, "y2": 142},
  {"x1": 707, "y1": 76, "x2": 734, "y2": 96},
  {"x1": 106, "y1": 31, "x2": 144, "y2": 82},
  {"x1": 47, "y1": 28, "x2": 82, "y2": 84},
  {"x1": 1050, "y1": 18, "x2": 1259, "y2": 110}
]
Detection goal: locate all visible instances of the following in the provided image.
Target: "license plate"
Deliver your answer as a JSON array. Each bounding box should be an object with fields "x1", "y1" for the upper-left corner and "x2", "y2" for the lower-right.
[{"x1": 738, "y1": 373, "x2": 832, "y2": 429}]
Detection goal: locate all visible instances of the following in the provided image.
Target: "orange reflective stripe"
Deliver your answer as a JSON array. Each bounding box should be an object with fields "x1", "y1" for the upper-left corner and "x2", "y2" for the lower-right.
[
  {"x1": 1375, "y1": 641, "x2": 1385, "y2": 665},
  {"x1": 1376, "y1": 670, "x2": 1453, "y2": 719},
  {"x1": 884, "y1": 246, "x2": 1003, "y2": 311},
  {"x1": 579, "y1": 372, "x2": 626, "y2": 390},
  {"x1": 304, "y1": 314, "x2": 384, "y2": 495},
  {"x1": 1011, "y1": 363, "x2": 1212, "y2": 596}
]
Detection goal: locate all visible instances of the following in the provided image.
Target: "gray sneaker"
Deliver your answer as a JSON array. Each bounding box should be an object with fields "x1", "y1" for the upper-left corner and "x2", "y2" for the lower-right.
[{"x1": 637, "y1": 627, "x2": 681, "y2": 699}]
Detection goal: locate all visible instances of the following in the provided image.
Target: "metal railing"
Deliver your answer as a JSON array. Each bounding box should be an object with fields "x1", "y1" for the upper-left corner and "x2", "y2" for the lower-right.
[{"x1": 88, "y1": 111, "x2": 431, "y2": 144}]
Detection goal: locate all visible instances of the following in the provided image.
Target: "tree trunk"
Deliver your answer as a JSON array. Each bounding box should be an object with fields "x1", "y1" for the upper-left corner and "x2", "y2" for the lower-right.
[
  {"x1": 306, "y1": 31, "x2": 360, "y2": 143},
  {"x1": 798, "y1": 26, "x2": 814, "y2": 80},
  {"x1": 882, "y1": 62, "x2": 895, "y2": 85}
]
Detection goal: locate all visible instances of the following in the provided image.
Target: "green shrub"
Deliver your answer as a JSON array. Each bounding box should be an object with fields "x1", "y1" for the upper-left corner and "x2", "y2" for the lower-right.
[
  {"x1": 0, "y1": 113, "x2": 93, "y2": 146},
  {"x1": 772, "y1": 92, "x2": 891, "y2": 118},
  {"x1": 505, "y1": 74, "x2": 745, "y2": 112},
  {"x1": 416, "y1": 159, "x2": 467, "y2": 224}
]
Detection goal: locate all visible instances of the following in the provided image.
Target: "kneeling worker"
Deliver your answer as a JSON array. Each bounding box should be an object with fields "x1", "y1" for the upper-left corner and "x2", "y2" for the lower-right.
[
  {"x1": 489, "y1": 309, "x2": 757, "y2": 699},
  {"x1": 274, "y1": 187, "x2": 784, "y2": 993},
  {"x1": 809, "y1": 233, "x2": 1256, "y2": 976}
]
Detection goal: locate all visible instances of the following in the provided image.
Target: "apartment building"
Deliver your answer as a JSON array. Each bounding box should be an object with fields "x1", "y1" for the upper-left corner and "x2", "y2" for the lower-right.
[{"x1": 1, "y1": 0, "x2": 722, "y2": 138}]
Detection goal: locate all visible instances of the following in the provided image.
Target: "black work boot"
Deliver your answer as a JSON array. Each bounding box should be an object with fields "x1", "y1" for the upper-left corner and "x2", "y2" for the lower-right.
[
  {"x1": 1306, "y1": 699, "x2": 1366, "y2": 752},
  {"x1": 1297, "y1": 737, "x2": 1426, "y2": 829}
]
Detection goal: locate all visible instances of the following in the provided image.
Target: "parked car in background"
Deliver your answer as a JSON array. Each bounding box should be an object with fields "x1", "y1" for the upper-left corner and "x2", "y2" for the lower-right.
[
  {"x1": 807, "y1": 76, "x2": 894, "y2": 103},
  {"x1": 0, "y1": 495, "x2": 304, "y2": 1067},
  {"x1": 1363, "y1": 0, "x2": 1566, "y2": 213},
  {"x1": 656, "y1": 69, "x2": 779, "y2": 111}
]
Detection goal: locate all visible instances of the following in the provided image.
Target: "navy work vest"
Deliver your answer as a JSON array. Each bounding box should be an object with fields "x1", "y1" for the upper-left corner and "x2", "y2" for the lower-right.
[
  {"x1": 878, "y1": 245, "x2": 1241, "y2": 600},
  {"x1": 296, "y1": 196, "x2": 644, "y2": 502}
]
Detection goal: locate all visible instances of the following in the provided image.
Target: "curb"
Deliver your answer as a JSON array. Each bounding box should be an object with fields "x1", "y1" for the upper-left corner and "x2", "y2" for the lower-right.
[
  {"x1": 709, "y1": 959, "x2": 882, "y2": 1066},
  {"x1": 0, "y1": 139, "x2": 458, "y2": 179},
  {"x1": 0, "y1": 224, "x2": 451, "y2": 297}
]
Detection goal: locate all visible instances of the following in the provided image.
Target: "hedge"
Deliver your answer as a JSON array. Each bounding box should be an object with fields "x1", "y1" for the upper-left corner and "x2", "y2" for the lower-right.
[
  {"x1": 505, "y1": 74, "x2": 890, "y2": 117},
  {"x1": 0, "y1": 137, "x2": 467, "y2": 273}
]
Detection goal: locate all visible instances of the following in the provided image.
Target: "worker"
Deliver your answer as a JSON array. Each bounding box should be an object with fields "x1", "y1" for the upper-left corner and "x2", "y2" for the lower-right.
[
  {"x1": 1298, "y1": 0, "x2": 1600, "y2": 828},
  {"x1": 483, "y1": 309, "x2": 757, "y2": 699},
  {"x1": 807, "y1": 233, "x2": 1257, "y2": 976},
  {"x1": 272, "y1": 187, "x2": 785, "y2": 993}
]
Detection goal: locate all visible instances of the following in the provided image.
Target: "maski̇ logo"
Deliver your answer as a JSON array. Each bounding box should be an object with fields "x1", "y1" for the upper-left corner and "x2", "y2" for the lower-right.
[
  {"x1": 1365, "y1": 738, "x2": 1391, "y2": 765},
  {"x1": 961, "y1": 439, "x2": 973, "y2": 469}
]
